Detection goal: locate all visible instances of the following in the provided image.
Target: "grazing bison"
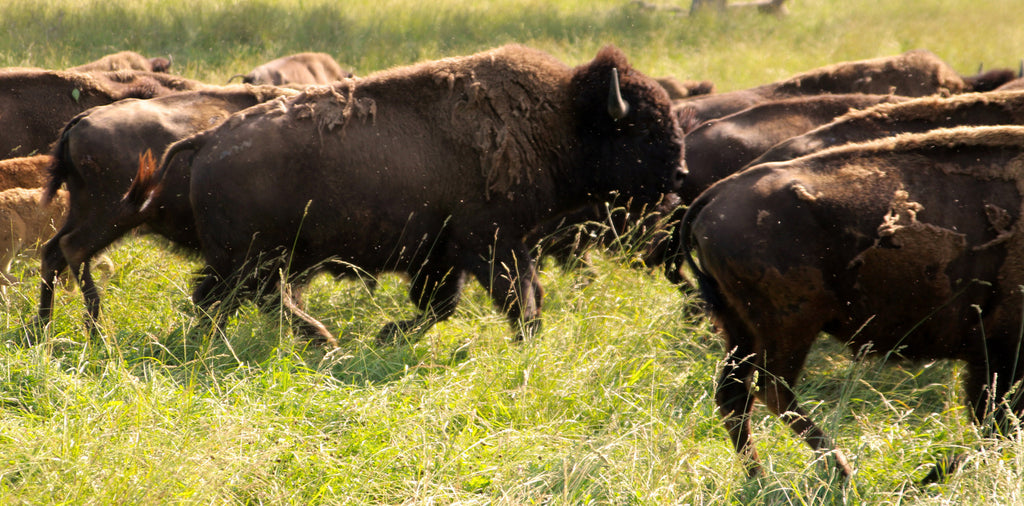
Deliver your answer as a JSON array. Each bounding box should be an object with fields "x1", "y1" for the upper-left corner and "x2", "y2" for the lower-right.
[
  {"x1": 0, "y1": 69, "x2": 203, "y2": 159},
  {"x1": 675, "y1": 49, "x2": 966, "y2": 129},
  {"x1": 679, "y1": 93, "x2": 907, "y2": 204},
  {"x1": 35, "y1": 85, "x2": 297, "y2": 330},
  {"x1": 130, "y1": 44, "x2": 685, "y2": 343},
  {"x1": 228, "y1": 52, "x2": 353, "y2": 87},
  {"x1": 670, "y1": 125, "x2": 1024, "y2": 482},
  {"x1": 751, "y1": 90, "x2": 1024, "y2": 166},
  {"x1": 67, "y1": 51, "x2": 172, "y2": 73}
]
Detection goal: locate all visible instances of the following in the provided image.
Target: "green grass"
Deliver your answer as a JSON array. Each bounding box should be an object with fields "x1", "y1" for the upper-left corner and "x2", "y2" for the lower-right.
[{"x1": 3, "y1": 0, "x2": 1024, "y2": 503}]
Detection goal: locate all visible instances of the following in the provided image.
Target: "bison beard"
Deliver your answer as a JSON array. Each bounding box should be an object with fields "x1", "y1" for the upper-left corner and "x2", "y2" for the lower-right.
[
  {"x1": 670, "y1": 125, "x2": 1024, "y2": 483},
  {"x1": 133, "y1": 44, "x2": 685, "y2": 344}
]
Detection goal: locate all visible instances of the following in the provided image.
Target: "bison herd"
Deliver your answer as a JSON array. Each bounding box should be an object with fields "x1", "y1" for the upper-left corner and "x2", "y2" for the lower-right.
[{"x1": 4, "y1": 46, "x2": 1024, "y2": 484}]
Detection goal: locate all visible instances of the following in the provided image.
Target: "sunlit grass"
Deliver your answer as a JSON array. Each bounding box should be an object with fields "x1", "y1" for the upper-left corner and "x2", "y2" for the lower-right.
[{"x1": 1, "y1": 0, "x2": 1024, "y2": 503}]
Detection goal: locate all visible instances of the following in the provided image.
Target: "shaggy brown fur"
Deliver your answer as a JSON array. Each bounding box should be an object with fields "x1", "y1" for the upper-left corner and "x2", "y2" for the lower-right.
[{"x1": 673, "y1": 125, "x2": 1024, "y2": 482}]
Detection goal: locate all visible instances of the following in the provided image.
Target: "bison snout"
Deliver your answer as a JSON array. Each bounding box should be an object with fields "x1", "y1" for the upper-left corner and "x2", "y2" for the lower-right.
[{"x1": 670, "y1": 164, "x2": 687, "y2": 191}]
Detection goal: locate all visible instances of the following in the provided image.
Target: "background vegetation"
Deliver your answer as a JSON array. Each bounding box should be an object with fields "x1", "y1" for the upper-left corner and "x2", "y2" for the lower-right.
[{"x1": 2, "y1": 0, "x2": 1024, "y2": 503}]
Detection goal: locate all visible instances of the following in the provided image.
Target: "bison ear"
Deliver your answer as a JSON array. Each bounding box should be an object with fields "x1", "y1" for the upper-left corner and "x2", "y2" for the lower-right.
[{"x1": 607, "y1": 68, "x2": 630, "y2": 121}]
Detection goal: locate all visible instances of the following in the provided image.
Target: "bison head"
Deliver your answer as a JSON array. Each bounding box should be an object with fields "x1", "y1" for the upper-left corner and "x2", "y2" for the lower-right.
[{"x1": 570, "y1": 46, "x2": 686, "y2": 206}]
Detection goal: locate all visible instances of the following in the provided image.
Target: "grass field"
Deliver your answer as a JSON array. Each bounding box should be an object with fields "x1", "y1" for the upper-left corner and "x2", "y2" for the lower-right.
[{"x1": 2, "y1": 0, "x2": 1024, "y2": 503}]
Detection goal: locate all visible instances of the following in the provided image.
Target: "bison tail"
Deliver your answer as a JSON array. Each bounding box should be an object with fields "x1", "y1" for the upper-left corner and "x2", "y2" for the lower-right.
[
  {"x1": 666, "y1": 188, "x2": 729, "y2": 315},
  {"x1": 124, "y1": 149, "x2": 160, "y2": 212},
  {"x1": 43, "y1": 111, "x2": 90, "y2": 205}
]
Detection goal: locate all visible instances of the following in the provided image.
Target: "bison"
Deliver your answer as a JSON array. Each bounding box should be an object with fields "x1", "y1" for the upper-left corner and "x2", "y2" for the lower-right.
[
  {"x1": 674, "y1": 49, "x2": 967, "y2": 129},
  {"x1": 129, "y1": 44, "x2": 685, "y2": 344},
  {"x1": 67, "y1": 51, "x2": 172, "y2": 73},
  {"x1": 228, "y1": 52, "x2": 353, "y2": 87},
  {"x1": 0, "y1": 69, "x2": 204, "y2": 159},
  {"x1": 0, "y1": 188, "x2": 68, "y2": 288},
  {"x1": 0, "y1": 155, "x2": 52, "y2": 190},
  {"x1": 670, "y1": 125, "x2": 1024, "y2": 482},
  {"x1": 34, "y1": 84, "x2": 298, "y2": 331},
  {"x1": 750, "y1": 90, "x2": 1024, "y2": 167},
  {"x1": 679, "y1": 93, "x2": 907, "y2": 204}
]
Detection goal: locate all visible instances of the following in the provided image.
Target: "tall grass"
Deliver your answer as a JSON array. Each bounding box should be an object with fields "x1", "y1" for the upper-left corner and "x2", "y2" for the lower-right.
[{"x1": 2, "y1": 0, "x2": 1024, "y2": 503}]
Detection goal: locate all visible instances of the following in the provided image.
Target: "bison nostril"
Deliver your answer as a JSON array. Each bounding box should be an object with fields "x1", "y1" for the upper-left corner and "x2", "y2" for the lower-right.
[{"x1": 672, "y1": 167, "x2": 687, "y2": 188}]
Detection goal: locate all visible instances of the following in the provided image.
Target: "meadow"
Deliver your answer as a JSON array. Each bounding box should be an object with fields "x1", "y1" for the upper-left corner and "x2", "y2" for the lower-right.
[{"x1": 2, "y1": 0, "x2": 1024, "y2": 503}]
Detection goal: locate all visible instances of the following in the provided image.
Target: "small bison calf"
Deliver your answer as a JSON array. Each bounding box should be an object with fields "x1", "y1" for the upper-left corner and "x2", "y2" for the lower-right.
[{"x1": 0, "y1": 188, "x2": 68, "y2": 286}]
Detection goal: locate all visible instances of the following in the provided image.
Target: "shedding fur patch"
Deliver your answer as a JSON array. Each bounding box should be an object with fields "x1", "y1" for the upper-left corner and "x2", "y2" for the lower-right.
[
  {"x1": 973, "y1": 203, "x2": 1016, "y2": 251},
  {"x1": 850, "y1": 187, "x2": 966, "y2": 274},
  {"x1": 790, "y1": 182, "x2": 820, "y2": 202},
  {"x1": 293, "y1": 81, "x2": 377, "y2": 133}
]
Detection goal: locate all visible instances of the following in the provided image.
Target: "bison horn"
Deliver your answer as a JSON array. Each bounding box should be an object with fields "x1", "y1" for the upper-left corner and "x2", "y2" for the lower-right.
[
  {"x1": 1019, "y1": 59, "x2": 1023, "y2": 78},
  {"x1": 607, "y1": 68, "x2": 630, "y2": 121}
]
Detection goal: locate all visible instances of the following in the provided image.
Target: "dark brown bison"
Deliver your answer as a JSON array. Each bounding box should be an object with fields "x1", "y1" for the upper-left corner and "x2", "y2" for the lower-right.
[
  {"x1": 679, "y1": 93, "x2": 907, "y2": 204},
  {"x1": 228, "y1": 52, "x2": 353, "y2": 87},
  {"x1": 670, "y1": 125, "x2": 1024, "y2": 482},
  {"x1": 67, "y1": 51, "x2": 172, "y2": 73},
  {"x1": 751, "y1": 90, "x2": 1024, "y2": 167},
  {"x1": 130, "y1": 44, "x2": 685, "y2": 344},
  {"x1": 960, "y1": 65, "x2": 1019, "y2": 92},
  {"x1": 675, "y1": 49, "x2": 966, "y2": 129},
  {"x1": 0, "y1": 69, "x2": 203, "y2": 159},
  {"x1": 34, "y1": 85, "x2": 297, "y2": 331}
]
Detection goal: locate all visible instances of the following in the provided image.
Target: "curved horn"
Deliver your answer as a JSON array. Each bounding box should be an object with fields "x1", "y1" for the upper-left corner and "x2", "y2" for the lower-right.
[
  {"x1": 1019, "y1": 59, "x2": 1023, "y2": 78},
  {"x1": 227, "y1": 74, "x2": 247, "y2": 84},
  {"x1": 607, "y1": 68, "x2": 630, "y2": 121}
]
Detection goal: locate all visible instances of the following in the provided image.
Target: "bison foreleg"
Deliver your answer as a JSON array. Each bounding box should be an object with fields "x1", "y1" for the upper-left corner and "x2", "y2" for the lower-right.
[
  {"x1": 376, "y1": 265, "x2": 466, "y2": 345},
  {"x1": 471, "y1": 242, "x2": 542, "y2": 341},
  {"x1": 36, "y1": 233, "x2": 69, "y2": 326}
]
